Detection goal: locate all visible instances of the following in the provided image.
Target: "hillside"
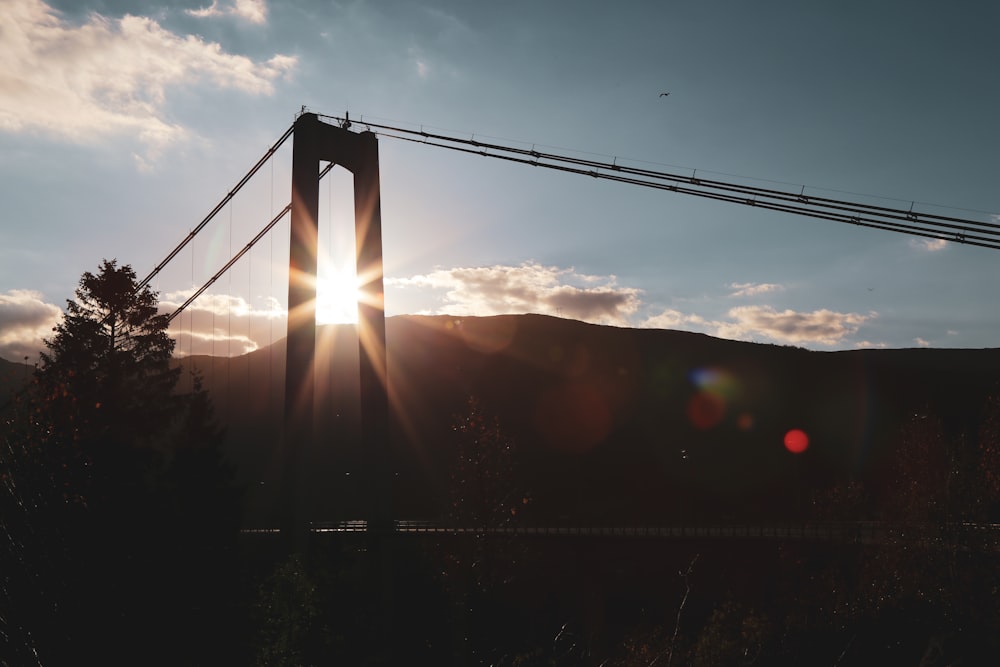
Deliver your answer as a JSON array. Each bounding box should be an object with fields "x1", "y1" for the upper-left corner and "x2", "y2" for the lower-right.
[
  {"x1": 7, "y1": 317, "x2": 999, "y2": 666},
  {"x1": 171, "y1": 314, "x2": 1000, "y2": 527}
]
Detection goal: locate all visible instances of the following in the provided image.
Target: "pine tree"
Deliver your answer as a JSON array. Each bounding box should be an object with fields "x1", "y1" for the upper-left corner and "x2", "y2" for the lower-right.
[
  {"x1": 1, "y1": 260, "x2": 241, "y2": 665},
  {"x1": 37, "y1": 259, "x2": 180, "y2": 457}
]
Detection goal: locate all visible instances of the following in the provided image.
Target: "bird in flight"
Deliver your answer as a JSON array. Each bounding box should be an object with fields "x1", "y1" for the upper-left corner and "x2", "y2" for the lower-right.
[{"x1": 659, "y1": 92, "x2": 670, "y2": 97}]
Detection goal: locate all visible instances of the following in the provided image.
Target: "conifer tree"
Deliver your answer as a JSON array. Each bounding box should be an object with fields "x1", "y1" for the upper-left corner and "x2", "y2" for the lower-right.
[
  {"x1": 37, "y1": 259, "x2": 180, "y2": 456},
  {"x1": 1, "y1": 260, "x2": 240, "y2": 665}
]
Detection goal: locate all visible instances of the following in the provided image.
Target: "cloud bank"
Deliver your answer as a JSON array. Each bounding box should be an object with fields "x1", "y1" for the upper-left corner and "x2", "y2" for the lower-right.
[
  {"x1": 642, "y1": 305, "x2": 874, "y2": 347},
  {"x1": 0, "y1": 268, "x2": 879, "y2": 362},
  {"x1": 0, "y1": 287, "x2": 287, "y2": 361},
  {"x1": 159, "y1": 289, "x2": 285, "y2": 357},
  {"x1": 0, "y1": 0, "x2": 294, "y2": 153},
  {"x1": 389, "y1": 262, "x2": 642, "y2": 326},
  {"x1": 387, "y1": 262, "x2": 877, "y2": 347},
  {"x1": 0, "y1": 290, "x2": 63, "y2": 361}
]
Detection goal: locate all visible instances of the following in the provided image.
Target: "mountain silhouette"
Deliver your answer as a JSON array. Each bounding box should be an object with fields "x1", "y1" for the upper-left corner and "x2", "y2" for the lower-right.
[
  {"x1": 6, "y1": 315, "x2": 999, "y2": 527},
  {"x1": 155, "y1": 314, "x2": 1000, "y2": 528}
]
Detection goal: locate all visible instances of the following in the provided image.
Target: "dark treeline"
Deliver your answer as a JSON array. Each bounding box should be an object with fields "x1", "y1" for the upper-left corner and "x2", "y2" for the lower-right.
[
  {"x1": 3, "y1": 261, "x2": 1000, "y2": 665},
  {"x1": 1, "y1": 261, "x2": 243, "y2": 665}
]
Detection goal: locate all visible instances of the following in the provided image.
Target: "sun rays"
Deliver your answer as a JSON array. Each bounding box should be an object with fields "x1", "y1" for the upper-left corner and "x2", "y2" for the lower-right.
[{"x1": 316, "y1": 263, "x2": 362, "y2": 325}]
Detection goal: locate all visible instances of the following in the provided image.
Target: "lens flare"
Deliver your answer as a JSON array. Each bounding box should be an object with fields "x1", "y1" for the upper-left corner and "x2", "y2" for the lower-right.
[
  {"x1": 685, "y1": 366, "x2": 741, "y2": 430},
  {"x1": 687, "y1": 391, "x2": 726, "y2": 430},
  {"x1": 784, "y1": 428, "x2": 809, "y2": 453},
  {"x1": 456, "y1": 316, "x2": 518, "y2": 354}
]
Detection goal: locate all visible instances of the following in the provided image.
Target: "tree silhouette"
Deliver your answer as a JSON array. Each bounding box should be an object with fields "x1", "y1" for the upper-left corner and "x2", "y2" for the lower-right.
[
  {"x1": 441, "y1": 396, "x2": 530, "y2": 663},
  {"x1": 37, "y1": 259, "x2": 180, "y2": 454},
  {"x1": 973, "y1": 393, "x2": 1000, "y2": 520},
  {"x1": 1, "y1": 260, "x2": 240, "y2": 665},
  {"x1": 446, "y1": 396, "x2": 528, "y2": 589}
]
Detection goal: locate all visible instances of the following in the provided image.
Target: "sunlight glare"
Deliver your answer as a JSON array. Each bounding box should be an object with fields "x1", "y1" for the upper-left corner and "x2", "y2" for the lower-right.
[{"x1": 316, "y1": 264, "x2": 361, "y2": 324}]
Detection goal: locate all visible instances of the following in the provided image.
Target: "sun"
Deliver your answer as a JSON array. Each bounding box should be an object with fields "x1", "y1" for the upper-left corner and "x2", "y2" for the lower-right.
[{"x1": 316, "y1": 264, "x2": 362, "y2": 324}]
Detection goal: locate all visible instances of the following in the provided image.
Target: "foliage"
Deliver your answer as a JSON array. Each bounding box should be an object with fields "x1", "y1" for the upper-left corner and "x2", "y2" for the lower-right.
[
  {"x1": 253, "y1": 554, "x2": 331, "y2": 667},
  {"x1": 439, "y1": 396, "x2": 532, "y2": 662},
  {"x1": 809, "y1": 477, "x2": 868, "y2": 521},
  {"x1": 449, "y1": 396, "x2": 528, "y2": 531},
  {"x1": 688, "y1": 600, "x2": 771, "y2": 667},
  {"x1": 973, "y1": 393, "x2": 1000, "y2": 519},
  {"x1": 882, "y1": 412, "x2": 954, "y2": 523},
  {"x1": 37, "y1": 260, "x2": 181, "y2": 456},
  {"x1": 493, "y1": 622, "x2": 590, "y2": 666},
  {"x1": 0, "y1": 260, "x2": 241, "y2": 665},
  {"x1": 443, "y1": 396, "x2": 530, "y2": 592},
  {"x1": 773, "y1": 402, "x2": 1000, "y2": 664}
]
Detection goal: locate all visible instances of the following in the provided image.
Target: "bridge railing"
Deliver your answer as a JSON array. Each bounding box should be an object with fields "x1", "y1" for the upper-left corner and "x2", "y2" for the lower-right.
[{"x1": 241, "y1": 520, "x2": 999, "y2": 549}]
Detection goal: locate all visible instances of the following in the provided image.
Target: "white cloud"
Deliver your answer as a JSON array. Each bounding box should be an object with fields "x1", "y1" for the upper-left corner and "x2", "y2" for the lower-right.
[
  {"x1": 728, "y1": 282, "x2": 783, "y2": 298},
  {"x1": 722, "y1": 306, "x2": 873, "y2": 346},
  {"x1": 159, "y1": 289, "x2": 285, "y2": 357},
  {"x1": 909, "y1": 237, "x2": 948, "y2": 252},
  {"x1": 914, "y1": 337, "x2": 931, "y2": 347},
  {"x1": 170, "y1": 327, "x2": 259, "y2": 358},
  {"x1": 0, "y1": 0, "x2": 294, "y2": 155},
  {"x1": 855, "y1": 340, "x2": 888, "y2": 349},
  {"x1": 0, "y1": 286, "x2": 287, "y2": 361},
  {"x1": 187, "y1": 0, "x2": 268, "y2": 24},
  {"x1": 0, "y1": 290, "x2": 63, "y2": 361},
  {"x1": 641, "y1": 304, "x2": 874, "y2": 347},
  {"x1": 641, "y1": 308, "x2": 710, "y2": 331},
  {"x1": 389, "y1": 262, "x2": 641, "y2": 326}
]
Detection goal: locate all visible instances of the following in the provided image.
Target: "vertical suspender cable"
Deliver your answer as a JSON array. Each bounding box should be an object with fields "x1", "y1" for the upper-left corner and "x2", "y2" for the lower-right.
[
  {"x1": 247, "y1": 217, "x2": 253, "y2": 389},
  {"x1": 227, "y1": 198, "x2": 233, "y2": 419},
  {"x1": 136, "y1": 124, "x2": 295, "y2": 294},
  {"x1": 188, "y1": 239, "x2": 194, "y2": 388},
  {"x1": 269, "y1": 152, "x2": 275, "y2": 408}
]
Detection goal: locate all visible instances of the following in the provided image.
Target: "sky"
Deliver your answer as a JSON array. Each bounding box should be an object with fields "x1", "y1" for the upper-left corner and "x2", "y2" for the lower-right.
[{"x1": 1, "y1": 0, "x2": 999, "y2": 362}]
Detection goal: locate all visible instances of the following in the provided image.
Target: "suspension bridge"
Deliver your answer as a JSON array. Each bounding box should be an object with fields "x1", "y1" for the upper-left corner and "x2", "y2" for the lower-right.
[
  {"x1": 121, "y1": 111, "x2": 1000, "y2": 663},
  {"x1": 131, "y1": 111, "x2": 1000, "y2": 541}
]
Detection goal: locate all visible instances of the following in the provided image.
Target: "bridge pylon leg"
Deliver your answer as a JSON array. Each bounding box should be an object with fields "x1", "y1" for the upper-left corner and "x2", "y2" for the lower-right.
[{"x1": 283, "y1": 112, "x2": 393, "y2": 663}]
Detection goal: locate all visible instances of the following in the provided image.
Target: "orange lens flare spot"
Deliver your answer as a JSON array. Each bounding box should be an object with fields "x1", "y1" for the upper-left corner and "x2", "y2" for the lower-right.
[
  {"x1": 784, "y1": 428, "x2": 809, "y2": 453},
  {"x1": 737, "y1": 412, "x2": 754, "y2": 431},
  {"x1": 687, "y1": 391, "x2": 726, "y2": 430}
]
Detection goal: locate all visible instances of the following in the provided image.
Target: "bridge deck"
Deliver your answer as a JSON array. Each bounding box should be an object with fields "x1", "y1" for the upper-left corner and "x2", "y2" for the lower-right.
[{"x1": 239, "y1": 520, "x2": 1000, "y2": 548}]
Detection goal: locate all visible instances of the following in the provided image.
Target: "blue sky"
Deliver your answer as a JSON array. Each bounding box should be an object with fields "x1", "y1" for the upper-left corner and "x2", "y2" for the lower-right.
[{"x1": 1, "y1": 0, "x2": 998, "y2": 361}]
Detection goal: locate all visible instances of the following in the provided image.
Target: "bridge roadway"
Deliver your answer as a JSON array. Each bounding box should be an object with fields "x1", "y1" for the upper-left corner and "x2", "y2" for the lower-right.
[{"x1": 241, "y1": 520, "x2": 1000, "y2": 548}]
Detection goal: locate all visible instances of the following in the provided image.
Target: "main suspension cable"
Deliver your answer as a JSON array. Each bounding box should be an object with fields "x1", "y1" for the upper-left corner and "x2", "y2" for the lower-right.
[
  {"x1": 160, "y1": 114, "x2": 1000, "y2": 323},
  {"x1": 318, "y1": 114, "x2": 1000, "y2": 250},
  {"x1": 166, "y1": 162, "x2": 337, "y2": 323},
  {"x1": 138, "y1": 122, "x2": 296, "y2": 294}
]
